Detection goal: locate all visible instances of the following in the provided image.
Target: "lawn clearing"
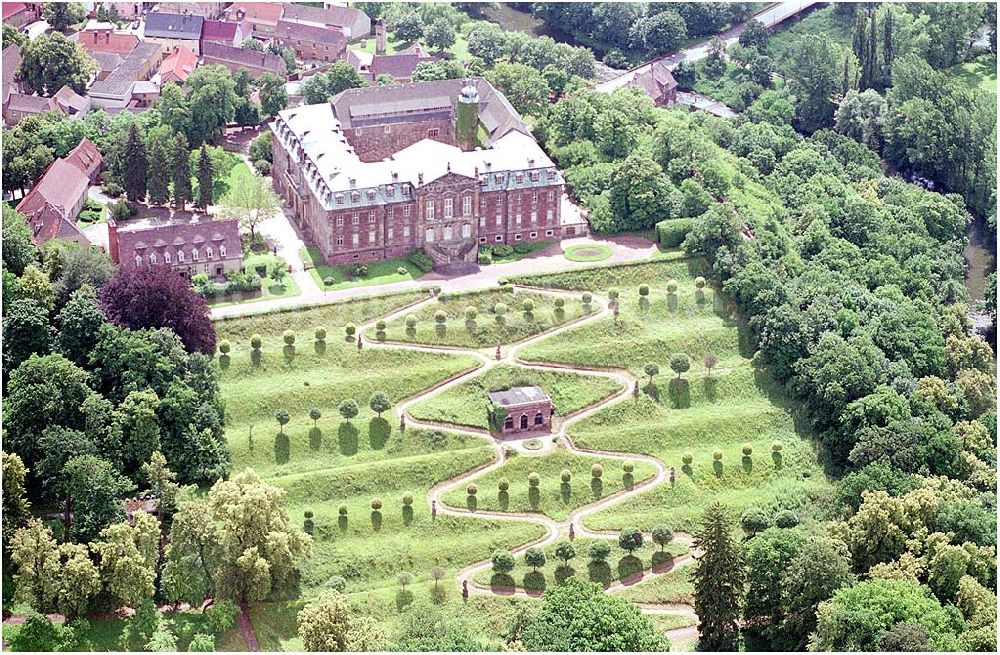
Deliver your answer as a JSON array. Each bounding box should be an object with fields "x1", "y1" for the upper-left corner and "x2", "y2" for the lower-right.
[
  {"x1": 368, "y1": 287, "x2": 596, "y2": 348},
  {"x1": 441, "y1": 447, "x2": 657, "y2": 521},
  {"x1": 614, "y1": 565, "x2": 695, "y2": 605},
  {"x1": 947, "y1": 55, "x2": 998, "y2": 94},
  {"x1": 407, "y1": 364, "x2": 624, "y2": 430},
  {"x1": 300, "y1": 246, "x2": 425, "y2": 291},
  {"x1": 563, "y1": 243, "x2": 613, "y2": 262}
]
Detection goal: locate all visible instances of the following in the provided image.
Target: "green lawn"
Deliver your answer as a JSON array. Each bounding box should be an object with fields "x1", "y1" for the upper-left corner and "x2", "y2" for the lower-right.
[
  {"x1": 441, "y1": 447, "x2": 657, "y2": 521},
  {"x1": 368, "y1": 287, "x2": 596, "y2": 348},
  {"x1": 206, "y1": 251, "x2": 302, "y2": 308},
  {"x1": 471, "y1": 537, "x2": 690, "y2": 592},
  {"x1": 481, "y1": 240, "x2": 555, "y2": 265},
  {"x1": 300, "y1": 246, "x2": 425, "y2": 291},
  {"x1": 407, "y1": 364, "x2": 624, "y2": 430},
  {"x1": 767, "y1": 6, "x2": 853, "y2": 74},
  {"x1": 947, "y1": 55, "x2": 998, "y2": 94},
  {"x1": 563, "y1": 243, "x2": 613, "y2": 263},
  {"x1": 614, "y1": 565, "x2": 695, "y2": 605}
]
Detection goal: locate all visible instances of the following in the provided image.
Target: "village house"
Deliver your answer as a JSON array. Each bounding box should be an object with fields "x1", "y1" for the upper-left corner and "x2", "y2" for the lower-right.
[
  {"x1": 201, "y1": 41, "x2": 287, "y2": 78},
  {"x1": 4, "y1": 85, "x2": 89, "y2": 126},
  {"x1": 156, "y1": 2, "x2": 227, "y2": 19},
  {"x1": 1, "y1": 2, "x2": 40, "y2": 29},
  {"x1": 271, "y1": 78, "x2": 585, "y2": 272},
  {"x1": 271, "y1": 19, "x2": 346, "y2": 63},
  {"x1": 143, "y1": 11, "x2": 204, "y2": 55},
  {"x1": 16, "y1": 138, "x2": 103, "y2": 248},
  {"x1": 199, "y1": 19, "x2": 246, "y2": 48},
  {"x1": 281, "y1": 2, "x2": 371, "y2": 41},
  {"x1": 108, "y1": 217, "x2": 243, "y2": 279},
  {"x1": 2, "y1": 44, "x2": 22, "y2": 108},
  {"x1": 488, "y1": 386, "x2": 553, "y2": 435},
  {"x1": 88, "y1": 41, "x2": 162, "y2": 109},
  {"x1": 158, "y1": 45, "x2": 198, "y2": 84},
  {"x1": 629, "y1": 60, "x2": 678, "y2": 107},
  {"x1": 76, "y1": 25, "x2": 140, "y2": 56},
  {"x1": 223, "y1": 1, "x2": 283, "y2": 37},
  {"x1": 102, "y1": 2, "x2": 144, "y2": 20}
]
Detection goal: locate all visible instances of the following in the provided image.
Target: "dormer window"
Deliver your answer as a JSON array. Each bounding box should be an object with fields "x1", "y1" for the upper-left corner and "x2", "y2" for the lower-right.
[
  {"x1": 367, "y1": 190, "x2": 376, "y2": 200},
  {"x1": 164, "y1": 251, "x2": 172, "y2": 264},
  {"x1": 135, "y1": 254, "x2": 142, "y2": 267},
  {"x1": 516, "y1": 173, "x2": 524, "y2": 183},
  {"x1": 495, "y1": 174, "x2": 503, "y2": 184},
  {"x1": 192, "y1": 248, "x2": 199, "y2": 261},
  {"x1": 547, "y1": 169, "x2": 556, "y2": 180},
  {"x1": 351, "y1": 191, "x2": 360, "y2": 202},
  {"x1": 178, "y1": 250, "x2": 185, "y2": 263},
  {"x1": 386, "y1": 186, "x2": 394, "y2": 196},
  {"x1": 531, "y1": 171, "x2": 539, "y2": 181},
  {"x1": 336, "y1": 193, "x2": 344, "y2": 204},
  {"x1": 149, "y1": 253, "x2": 157, "y2": 265},
  {"x1": 206, "y1": 246, "x2": 213, "y2": 259},
  {"x1": 220, "y1": 244, "x2": 227, "y2": 258}
]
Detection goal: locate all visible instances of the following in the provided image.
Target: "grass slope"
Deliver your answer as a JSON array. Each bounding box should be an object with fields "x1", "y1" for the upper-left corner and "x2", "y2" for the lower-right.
[{"x1": 407, "y1": 364, "x2": 624, "y2": 430}]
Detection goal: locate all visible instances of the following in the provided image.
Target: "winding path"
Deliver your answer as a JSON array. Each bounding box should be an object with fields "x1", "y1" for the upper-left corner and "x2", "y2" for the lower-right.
[{"x1": 355, "y1": 287, "x2": 701, "y2": 646}]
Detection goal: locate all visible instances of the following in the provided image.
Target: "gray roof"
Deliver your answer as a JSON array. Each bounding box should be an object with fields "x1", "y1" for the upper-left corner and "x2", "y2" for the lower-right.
[
  {"x1": 145, "y1": 12, "x2": 204, "y2": 40},
  {"x1": 91, "y1": 50, "x2": 124, "y2": 73},
  {"x1": 89, "y1": 42, "x2": 161, "y2": 99},
  {"x1": 487, "y1": 386, "x2": 551, "y2": 407},
  {"x1": 201, "y1": 41, "x2": 287, "y2": 74},
  {"x1": 3, "y1": 45, "x2": 22, "y2": 105}
]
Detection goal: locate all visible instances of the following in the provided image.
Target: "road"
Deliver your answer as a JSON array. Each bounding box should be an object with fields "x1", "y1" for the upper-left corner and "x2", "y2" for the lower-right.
[
  {"x1": 594, "y1": 0, "x2": 821, "y2": 94},
  {"x1": 352, "y1": 288, "x2": 702, "y2": 645}
]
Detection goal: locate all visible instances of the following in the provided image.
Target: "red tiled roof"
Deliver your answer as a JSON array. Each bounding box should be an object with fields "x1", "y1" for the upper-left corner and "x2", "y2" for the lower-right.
[
  {"x1": 5, "y1": 92, "x2": 58, "y2": 115},
  {"x1": 64, "y1": 138, "x2": 103, "y2": 179},
  {"x1": 77, "y1": 29, "x2": 139, "y2": 55},
  {"x1": 225, "y1": 1, "x2": 283, "y2": 27},
  {"x1": 113, "y1": 218, "x2": 242, "y2": 268},
  {"x1": 2, "y1": 45, "x2": 21, "y2": 104},
  {"x1": 159, "y1": 45, "x2": 198, "y2": 83},
  {"x1": 273, "y1": 19, "x2": 345, "y2": 47},
  {"x1": 16, "y1": 156, "x2": 92, "y2": 247},
  {"x1": 201, "y1": 41, "x2": 286, "y2": 75},
  {"x1": 200, "y1": 19, "x2": 237, "y2": 42},
  {"x1": 2, "y1": 3, "x2": 27, "y2": 20}
]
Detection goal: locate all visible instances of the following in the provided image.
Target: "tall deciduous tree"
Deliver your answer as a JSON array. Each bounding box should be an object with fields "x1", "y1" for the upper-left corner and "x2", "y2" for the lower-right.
[
  {"x1": 297, "y1": 590, "x2": 387, "y2": 652},
  {"x1": 219, "y1": 168, "x2": 280, "y2": 239},
  {"x1": 778, "y1": 534, "x2": 855, "y2": 650},
  {"x1": 607, "y1": 155, "x2": 671, "y2": 232},
  {"x1": 693, "y1": 502, "x2": 744, "y2": 651},
  {"x1": 195, "y1": 145, "x2": 214, "y2": 211},
  {"x1": 91, "y1": 513, "x2": 160, "y2": 608},
  {"x1": 257, "y1": 73, "x2": 288, "y2": 118},
  {"x1": 786, "y1": 34, "x2": 842, "y2": 133},
  {"x1": 61, "y1": 455, "x2": 135, "y2": 543},
  {"x1": 123, "y1": 124, "x2": 148, "y2": 203},
  {"x1": 186, "y1": 65, "x2": 238, "y2": 146},
  {"x1": 17, "y1": 32, "x2": 95, "y2": 95},
  {"x1": 2, "y1": 451, "x2": 31, "y2": 545},
  {"x1": 42, "y1": 2, "x2": 87, "y2": 31},
  {"x1": 54, "y1": 284, "x2": 107, "y2": 366}
]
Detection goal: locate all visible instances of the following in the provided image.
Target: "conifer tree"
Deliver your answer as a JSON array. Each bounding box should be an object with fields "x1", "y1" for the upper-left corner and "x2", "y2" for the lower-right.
[
  {"x1": 692, "y1": 502, "x2": 745, "y2": 651},
  {"x1": 195, "y1": 146, "x2": 213, "y2": 211},
  {"x1": 123, "y1": 124, "x2": 148, "y2": 203},
  {"x1": 171, "y1": 133, "x2": 192, "y2": 210},
  {"x1": 146, "y1": 133, "x2": 170, "y2": 206}
]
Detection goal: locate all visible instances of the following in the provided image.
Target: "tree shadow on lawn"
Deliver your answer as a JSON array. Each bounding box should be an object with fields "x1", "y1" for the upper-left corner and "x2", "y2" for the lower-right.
[
  {"x1": 369, "y1": 417, "x2": 390, "y2": 449},
  {"x1": 587, "y1": 561, "x2": 612, "y2": 586},
  {"x1": 560, "y1": 482, "x2": 571, "y2": 503},
  {"x1": 643, "y1": 382, "x2": 661, "y2": 403},
  {"x1": 590, "y1": 478, "x2": 603, "y2": 499},
  {"x1": 370, "y1": 510, "x2": 382, "y2": 531},
  {"x1": 703, "y1": 376, "x2": 718, "y2": 402},
  {"x1": 466, "y1": 495, "x2": 478, "y2": 511},
  {"x1": 622, "y1": 473, "x2": 634, "y2": 488},
  {"x1": 498, "y1": 490, "x2": 510, "y2": 510},
  {"x1": 313, "y1": 340, "x2": 326, "y2": 356},
  {"x1": 338, "y1": 422, "x2": 359, "y2": 456},
  {"x1": 523, "y1": 571, "x2": 546, "y2": 595},
  {"x1": 617, "y1": 555, "x2": 645, "y2": 586},
  {"x1": 395, "y1": 590, "x2": 414, "y2": 611},
  {"x1": 282, "y1": 344, "x2": 295, "y2": 364},
  {"x1": 402, "y1": 505, "x2": 414, "y2": 525},
  {"x1": 651, "y1": 551, "x2": 676, "y2": 573},
  {"x1": 668, "y1": 379, "x2": 691, "y2": 409},
  {"x1": 490, "y1": 573, "x2": 516, "y2": 594},
  {"x1": 528, "y1": 486, "x2": 540, "y2": 509},
  {"x1": 309, "y1": 427, "x2": 322, "y2": 450},
  {"x1": 742, "y1": 456, "x2": 753, "y2": 474},
  {"x1": 554, "y1": 565, "x2": 575, "y2": 586},
  {"x1": 274, "y1": 433, "x2": 290, "y2": 464}
]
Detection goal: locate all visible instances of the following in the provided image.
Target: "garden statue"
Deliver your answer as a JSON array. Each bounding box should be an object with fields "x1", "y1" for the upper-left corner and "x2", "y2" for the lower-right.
[
  {"x1": 432, "y1": 499, "x2": 437, "y2": 520},
  {"x1": 495, "y1": 342, "x2": 501, "y2": 360},
  {"x1": 569, "y1": 522, "x2": 575, "y2": 540},
  {"x1": 462, "y1": 579, "x2": 468, "y2": 600},
  {"x1": 669, "y1": 466, "x2": 676, "y2": 488},
  {"x1": 400, "y1": 415, "x2": 406, "y2": 432},
  {"x1": 357, "y1": 334, "x2": 363, "y2": 351}
]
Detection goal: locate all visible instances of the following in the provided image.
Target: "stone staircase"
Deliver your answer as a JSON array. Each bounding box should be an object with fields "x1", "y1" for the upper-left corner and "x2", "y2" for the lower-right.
[{"x1": 426, "y1": 240, "x2": 479, "y2": 275}]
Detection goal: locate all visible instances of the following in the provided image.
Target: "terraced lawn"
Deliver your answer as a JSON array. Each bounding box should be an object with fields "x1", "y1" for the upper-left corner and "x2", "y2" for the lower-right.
[
  {"x1": 441, "y1": 448, "x2": 657, "y2": 521},
  {"x1": 367, "y1": 287, "x2": 595, "y2": 348},
  {"x1": 407, "y1": 364, "x2": 624, "y2": 430}
]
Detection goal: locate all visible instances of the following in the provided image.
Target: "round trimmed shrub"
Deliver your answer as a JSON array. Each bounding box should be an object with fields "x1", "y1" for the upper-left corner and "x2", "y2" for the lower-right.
[
  {"x1": 326, "y1": 575, "x2": 347, "y2": 591},
  {"x1": 283, "y1": 330, "x2": 295, "y2": 345},
  {"x1": 554, "y1": 297, "x2": 565, "y2": 308},
  {"x1": 695, "y1": 276, "x2": 706, "y2": 289},
  {"x1": 527, "y1": 472, "x2": 540, "y2": 487},
  {"x1": 622, "y1": 460, "x2": 634, "y2": 474},
  {"x1": 314, "y1": 327, "x2": 327, "y2": 341},
  {"x1": 345, "y1": 323, "x2": 357, "y2": 336},
  {"x1": 434, "y1": 310, "x2": 447, "y2": 324},
  {"x1": 740, "y1": 507, "x2": 772, "y2": 534},
  {"x1": 772, "y1": 440, "x2": 784, "y2": 452},
  {"x1": 405, "y1": 314, "x2": 417, "y2": 328},
  {"x1": 493, "y1": 302, "x2": 507, "y2": 315},
  {"x1": 588, "y1": 540, "x2": 611, "y2": 563},
  {"x1": 338, "y1": 504, "x2": 348, "y2": 516},
  {"x1": 218, "y1": 340, "x2": 231, "y2": 354},
  {"x1": 323, "y1": 276, "x2": 335, "y2": 286},
  {"x1": 397, "y1": 266, "x2": 407, "y2": 275},
  {"x1": 607, "y1": 289, "x2": 619, "y2": 300},
  {"x1": 491, "y1": 549, "x2": 515, "y2": 574},
  {"x1": 591, "y1": 463, "x2": 603, "y2": 479},
  {"x1": 466, "y1": 483, "x2": 478, "y2": 496},
  {"x1": 376, "y1": 319, "x2": 387, "y2": 330},
  {"x1": 522, "y1": 299, "x2": 534, "y2": 312},
  {"x1": 741, "y1": 443, "x2": 753, "y2": 457},
  {"x1": 402, "y1": 491, "x2": 414, "y2": 506},
  {"x1": 638, "y1": 284, "x2": 649, "y2": 297},
  {"x1": 464, "y1": 306, "x2": 478, "y2": 320},
  {"x1": 370, "y1": 498, "x2": 383, "y2": 511},
  {"x1": 712, "y1": 450, "x2": 724, "y2": 461},
  {"x1": 250, "y1": 334, "x2": 262, "y2": 350},
  {"x1": 774, "y1": 509, "x2": 799, "y2": 528},
  {"x1": 560, "y1": 469, "x2": 572, "y2": 483},
  {"x1": 666, "y1": 279, "x2": 678, "y2": 294},
  {"x1": 498, "y1": 477, "x2": 510, "y2": 492},
  {"x1": 582, "y1": 292, "x2": 592, "y2": 304},
  {"x1": 682, "y1": 452, "x2": 693, "y2": 465}
]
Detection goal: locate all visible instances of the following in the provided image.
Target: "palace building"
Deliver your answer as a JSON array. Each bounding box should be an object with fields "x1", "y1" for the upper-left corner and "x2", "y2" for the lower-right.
[{"x1": 270, "y1": 78, "x2": 586, "y2": 272}]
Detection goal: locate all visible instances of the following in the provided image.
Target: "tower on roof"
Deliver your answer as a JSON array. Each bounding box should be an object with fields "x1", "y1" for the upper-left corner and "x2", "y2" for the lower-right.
[{"x1": 456, "y1": 80, "x2": 480, "y2": 151}]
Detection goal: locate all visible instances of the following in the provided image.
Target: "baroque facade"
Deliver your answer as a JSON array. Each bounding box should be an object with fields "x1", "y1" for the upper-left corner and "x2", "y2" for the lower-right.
[{"x1": 271, "y1": 78, "x2": 583, "y2": 270}]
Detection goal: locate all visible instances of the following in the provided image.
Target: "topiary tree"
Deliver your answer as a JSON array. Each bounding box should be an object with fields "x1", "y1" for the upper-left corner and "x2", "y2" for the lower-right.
[
  {"x1": 397, "y1": 571, "x2": 414, "y2": 590},
  {"x1": 325, "y1": 575, "x2": 347, "y2": 592},
  {"x1": 607, "y1": 289, "x2": 619, "y2": 300},
  {"x1": 218, "y1": 340, "x2": 231, "y2": 355},
  {"x1": 522, "y1": 299, "x2": 534, "y2": 313},
  {"x1": 651, "y1": 525, "x2": 674, "y2": 551},
  {"x1": 430, "y1": 567, "x2": 445, "y2": 589},
  {"x1": 376, "y1": 320, "x2": 387, "y2": 331},
  {"x1": 704, "y1": 353, "x2": 718, "y2": 377},
  {"x1": 338, "y1": 398, "x2": 359, "y2": 422},
  {"x1": 741, "y1": 443, "x2": 753, "y2": 457},
  {"x1": 464, "y1": 306, "x2": 477, "y2": 320},
  {"x1": 402, "y1": 491, "x2": 413, "y2": 506},
  {"x1": 643, "y1": 362, "x2": 659, "y2": 386},
  {"x1": 303, "y1": 510, "x2": 314, "y2": 534},
  {"x1": 345, "y1": 323, "x2": 356, "y2": 337},
  {"x1": 283, "y1": 330, "x2": 295, "y2": 346},
  {"x1": 591, "y1": 463, "x2": 603, "y2": 479},
  {"x1": 582, "y1": 292, "x2": 592, "y2": 304},
  {"x1": 773, "y1": 509, "x2": 798, "y2": 528},
  {"x1": 466, "y1": 483, "x2": 478, "y2": 496},
  {"x1": 739, "y1": 507, "x2": 771, "y2": 535},
  {"x1": 560, "y1": 469, "x2": 572, "y2": 484},
  {"x1": 712, "y1": 449, "x2": 723, "y2": 461},
  {"x1": 587, "y1": 540, "x2": 611, "y2": 563},
  {"x1": 554, "y1": 297, "x2": 565, "y2": 308},
  {"x1": 491, "y1": 549, "x2": 515, "y2": 573},
  {"x1": 405, "y1": 314, "x2": 417, "y2": 328},
  {"x1": 771, "y1": 440, "x2": 783, "y2": 453},
  {"x1": 370, "y1": 497, "x2": 383, "y2": 511},
  {"x1": 694, "y1": 276, "x2": 706, "y2": 289},
  {"x1": 369, "y1": 392, "x2": 391, "y2": 417},
  {"x1": 666, "y1": 279, "x2": 678, "y2": 294},
  {"x1": 618, "y1": 527, "x2": 643, "y2": 553},
  {"x1": 524, "y1": 547, "x2": 546, "y2": 571},
  {"x1": 493, "y1": 302, "x2": 507, "y2": 316},
  {"x1": 434, "y1": 310, "x2": 447, "y2": 324},
  {"x1": 669, "y1": 353, "x2": 691, "y2": 379},
  {"x1": 338, "y1": 504, "x2": 348, "y2": 516},
  {"x1": 682, "y1": 452, "x2": 693, "y2": 465},
  {"x1": 528, "y1": 472, "x2": 540, "y2": 487},
  {"x1": 622, "y1": 460, "x2": 634, "y2": 474},
  {"x1": 314, "y1": 327, "x2": 327, "y2": 341},
  {"x1": 251, "y1": 334, "x2": 262, "y2": 350},
  {"x1": 554, "y1": 540, "x2": 576, "y2": 564},
  {"x1": 275, "y1": 409, "x2": 290, "y2": 434},
  {"x1": 309, "y1": 408, "x2": 321, "y2": 427},
  {"x1": 638, "y1": 284, "x2": 649, "y2": 297},
  {"x1": 498, "y1": 477, "x2": 510, "y2": 492}
]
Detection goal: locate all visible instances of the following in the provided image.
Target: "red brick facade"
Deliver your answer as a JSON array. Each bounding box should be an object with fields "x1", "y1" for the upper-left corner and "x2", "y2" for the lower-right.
[
  {"x1": 344, "y1": 118, "x2": 455, "y2": 163},
  {"x1": 488, "y1": 386, "x2": 553, "y2": 435}
]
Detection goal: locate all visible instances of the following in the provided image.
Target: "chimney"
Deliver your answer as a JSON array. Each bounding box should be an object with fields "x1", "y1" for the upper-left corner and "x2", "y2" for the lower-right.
[
  {"x1": 108, "y1": 219, "x2": 120, "y2": 264},
  {"x1": 418, "y1": 172, "x2": 424, "y2": 185},
  {"x1": 375, "y1": 19, "x2": 386, "y2": 55}
]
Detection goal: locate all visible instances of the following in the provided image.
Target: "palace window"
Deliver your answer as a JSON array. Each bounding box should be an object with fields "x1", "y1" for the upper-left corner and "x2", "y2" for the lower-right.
[
  {"x1": 530, "y1": 231, "x2": 537, "y2": 238},
  {"x1": 192, "y1": 249, "x2": 199, "y2": 261},
  {"x1": 337, "y1": 236, "x2": 344, "y2": 245},
  {"x1": 546, "y1": 229, "x2": 554, "y2": 237},
  {"x1": 403, "y1": 225, "x2": 411, "y2": 237},
  {"x1": 403, "y1": 206, "x2": 411, "y2": 218},
  {"x1": 495, "y1": 235, "x2": 503, "y2": 241},
  {"x1": 387, "y1": 227, "x2": 394, "y2": 240},
  {"x1": 495, "y1": 215, "x2": 502, "y2": 226},
  {"x1": 532, "y1": 191, "x2": 538, "y2": 204},
  {"x1": 352, "y1": 233, "x2": 359, "y2": 246},
  {"x1": 515, "y1": 213, "x2": 522, "y2": 226},
  {"x1": 427, "y1": 128, "x2": 439, "y2": 138},
  {"x1": 425, "y1": 200, "x2": 435, "y2": 220},
  {"x1": 547, "y1": 209, "x2": 554, "y2": 221},
  {"x1": 368, "y1": 229, "x2": 376, "y2": 243},
  {"x1": 548, "y1": 190, "x2": 555, "y2": 201},
  {"x1": 530, "y1": 211, "x2": 537, "y2": 224},
  {"x1": 368, "y1": 210, "x2": 376, "y2": 223},
  {"x1": 352, "y1": 213, "x2": 359, "y2": 225},
  {"x1": 149, "y1": 253, "x2": 157, "y2": 264},
  {"x1": 514, "y1": 233, "x2": 522, "y2": 241},
  {"x1": 336, "y1": 217, "x2": 344, "y2": 226},
  {"x1": 479, "y1": 216, "x2": 486, "y2": 227},
  {"x1": 462, "y1": 196, "x2": 472, "y2": 216},
  {"x1": 135, "y1": 254, "x2": 142, "y2": 267},
  {"x1": 462, "y1": 223, "x2": 471, "y2": 238},
  {"x1": 444, "y1": 198, "x2": 453, "y2": 218},
  {"x1": 367, "y1": 190, "x2": 376, "y2": 200}
]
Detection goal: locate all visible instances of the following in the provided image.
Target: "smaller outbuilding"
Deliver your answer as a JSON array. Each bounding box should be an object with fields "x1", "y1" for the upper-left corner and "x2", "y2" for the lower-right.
[{"x1": 488, "y1": 386, "x2": 553, "y2": 435}]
